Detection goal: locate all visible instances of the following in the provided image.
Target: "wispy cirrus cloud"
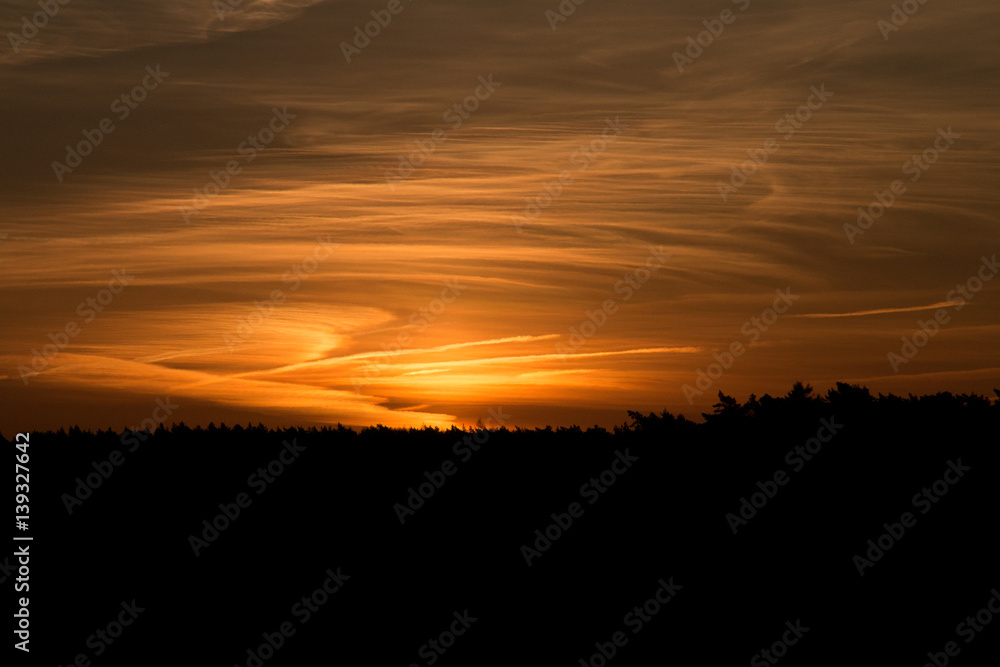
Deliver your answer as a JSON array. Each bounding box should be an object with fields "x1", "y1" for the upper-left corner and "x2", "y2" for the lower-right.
[
  {"x1": 1, "y1": 0, "x2": 998, "y2": 429},
  {"x1": 0, "y1": 0, "x2": 327, "y2": 63},
  {"x1": 794, "y1": 302, "x2": 961, "y2": 318}
]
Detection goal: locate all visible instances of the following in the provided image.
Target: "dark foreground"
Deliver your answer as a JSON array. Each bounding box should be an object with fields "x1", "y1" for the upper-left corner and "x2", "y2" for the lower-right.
[{"x1": 6, "y1": 384, "x2": 1000, "y2": 665}]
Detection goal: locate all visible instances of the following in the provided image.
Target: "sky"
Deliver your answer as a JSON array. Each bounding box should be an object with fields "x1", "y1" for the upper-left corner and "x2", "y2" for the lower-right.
[{"x1": 1, "y1": 0, "x2": 998, "y2": 432}]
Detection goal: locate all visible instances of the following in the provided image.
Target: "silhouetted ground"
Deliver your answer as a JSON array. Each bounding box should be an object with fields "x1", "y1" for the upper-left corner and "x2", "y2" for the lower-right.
[{"x1": 6, "y1": 383, "x2": 999, "y2": 665}]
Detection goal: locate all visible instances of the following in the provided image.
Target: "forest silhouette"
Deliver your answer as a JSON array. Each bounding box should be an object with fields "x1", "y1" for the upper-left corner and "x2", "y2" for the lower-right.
[
  {"x1": 13, "y1": 382, "x2": 1000, "y2": 665},
  {"x1": 11, "y1": 381, "x2": 999, "y2": 445}
]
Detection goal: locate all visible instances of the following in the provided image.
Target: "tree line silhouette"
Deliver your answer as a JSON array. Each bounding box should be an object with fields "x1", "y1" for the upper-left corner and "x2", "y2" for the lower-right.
[
  {"x1": 13, "y1": 381, "x2": 1000, "y2": 665},
  {"x1": 6, "y1": 382, "x2": 997, "y2": 445}
]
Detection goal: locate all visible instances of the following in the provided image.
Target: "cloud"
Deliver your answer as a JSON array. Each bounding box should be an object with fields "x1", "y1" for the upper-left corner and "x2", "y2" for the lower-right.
[
  {"x1": 0, "y1": 0, "x2": 328, "y2": 63},
  {"x1": 794, "y1": 302, "x2": 961, "y2": 318},
  {"x1": 2, "y1": 0, "x2": 999, "y2": 429}
]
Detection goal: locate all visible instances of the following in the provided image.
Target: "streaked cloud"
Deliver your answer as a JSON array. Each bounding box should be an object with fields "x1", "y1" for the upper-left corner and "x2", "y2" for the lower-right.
[
  {"x1": 1, "y1": 0, "x2": 998, "y2": 430},
  {"x1": 794, "y1": 302, "x2": 962, "y2": 318}
]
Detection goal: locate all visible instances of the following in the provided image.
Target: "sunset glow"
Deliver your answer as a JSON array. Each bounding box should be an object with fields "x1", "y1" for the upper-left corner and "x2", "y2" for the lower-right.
[{"x1": 2, "y1": 0, "x2": 998, "y2": 431}]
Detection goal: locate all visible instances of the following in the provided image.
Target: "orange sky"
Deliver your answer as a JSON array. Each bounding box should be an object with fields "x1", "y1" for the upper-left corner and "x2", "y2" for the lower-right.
[{"x1": 2, "y1": 0, "x2": 998, "y2": 431}]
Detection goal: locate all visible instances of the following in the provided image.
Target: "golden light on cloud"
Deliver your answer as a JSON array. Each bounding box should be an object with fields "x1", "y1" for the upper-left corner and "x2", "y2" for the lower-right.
[{"x1": 2, "y1": 0, "x2": 999, "y2": 431}]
